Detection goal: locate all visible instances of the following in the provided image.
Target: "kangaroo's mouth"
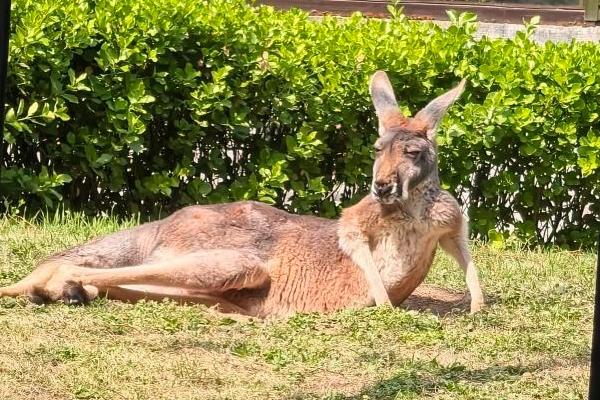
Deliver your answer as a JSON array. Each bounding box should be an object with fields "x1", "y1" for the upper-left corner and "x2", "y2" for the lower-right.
[
  {"x1": 372, "y1": 181, "x2": 409, "y2": 204},
  {"x1": 372, "y1": 193, "x2": 400, "y2": 204}
]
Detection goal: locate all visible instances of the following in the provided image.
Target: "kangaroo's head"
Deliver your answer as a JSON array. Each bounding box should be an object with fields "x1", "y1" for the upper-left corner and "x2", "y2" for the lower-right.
[{"x1": 369, "y1": 71, "x2": 465, "y2": 204}]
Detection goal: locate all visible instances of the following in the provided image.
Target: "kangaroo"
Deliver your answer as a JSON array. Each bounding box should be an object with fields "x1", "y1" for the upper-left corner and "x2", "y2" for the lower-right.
[{"x1": 0, "y1": 71, "x2": 484, "y2": 317}]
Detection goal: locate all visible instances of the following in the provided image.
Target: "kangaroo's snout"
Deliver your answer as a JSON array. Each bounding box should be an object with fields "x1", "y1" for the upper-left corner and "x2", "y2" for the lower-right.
[
  {"x1": 373, "y1": 180, "x2": 393, "y2": 198},
  {"x1": 372, "y1": 178, "x2": 404, "y2": 204}
]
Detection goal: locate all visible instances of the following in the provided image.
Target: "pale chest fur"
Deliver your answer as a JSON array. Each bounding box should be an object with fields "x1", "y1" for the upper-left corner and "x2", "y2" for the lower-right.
[{"x1": 370, "y1": 220, "x2": 440, "y2": 289}]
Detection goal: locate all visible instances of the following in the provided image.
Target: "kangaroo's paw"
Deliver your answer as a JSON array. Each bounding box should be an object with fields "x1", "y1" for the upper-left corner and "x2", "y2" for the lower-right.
[
  {"x1": 61, "y1": 281, "x2": 99, "y2": 306},
  {"x1": 27, "y1": 286, "x2": 52, "y2": 305},
  {"x1": 469, "y1": 297, "x2": 485, "y2": 314}
]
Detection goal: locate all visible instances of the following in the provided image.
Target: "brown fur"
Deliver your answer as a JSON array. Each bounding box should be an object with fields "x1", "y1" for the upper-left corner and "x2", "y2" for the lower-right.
[
  {"x1": 380, "y1": 114, "x2": 428, "y2": 137},
  {"x1": 0, "y1": 72, "x2": 484, "y2": 317}
]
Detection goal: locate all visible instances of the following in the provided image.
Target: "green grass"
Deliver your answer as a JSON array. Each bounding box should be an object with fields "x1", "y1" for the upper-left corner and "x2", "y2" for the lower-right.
[{"x1": 0, "y1": 213, "x2": 596, "y2": 399}]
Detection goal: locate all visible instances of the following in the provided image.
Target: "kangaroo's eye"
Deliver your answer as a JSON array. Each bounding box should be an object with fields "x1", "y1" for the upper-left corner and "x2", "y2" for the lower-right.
[
  {"x1": 405, "y1": 149, "x2": 421, "y2": 158},
  {"x1": 374, "y1": 146, "x2": 383, "y2": 154}
]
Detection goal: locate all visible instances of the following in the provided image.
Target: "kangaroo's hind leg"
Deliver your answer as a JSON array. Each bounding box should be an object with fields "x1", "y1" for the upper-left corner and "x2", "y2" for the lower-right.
[
  {"x1": 0, "y1": 225, "x2": 155, "y2": 303},
  {"x1": 33, "y1": 249, "x2": 269, "y2": 312}
]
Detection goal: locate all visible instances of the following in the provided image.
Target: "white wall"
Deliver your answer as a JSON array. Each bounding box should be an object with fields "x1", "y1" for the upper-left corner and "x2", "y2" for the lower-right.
[{"x1": 435, "y1": 20, "x2": 600, "y2": 42}]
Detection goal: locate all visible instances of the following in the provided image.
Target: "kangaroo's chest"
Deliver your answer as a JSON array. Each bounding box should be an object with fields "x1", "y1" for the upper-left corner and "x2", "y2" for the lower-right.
[{"x1": 371, "y1": 220, "x2": 439, "y2": 284}]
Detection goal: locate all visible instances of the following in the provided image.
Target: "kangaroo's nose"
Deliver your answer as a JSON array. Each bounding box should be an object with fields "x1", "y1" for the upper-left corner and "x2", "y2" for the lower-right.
[{"x1": 373, "y1": 180, "x2": 393, "y2": 197}]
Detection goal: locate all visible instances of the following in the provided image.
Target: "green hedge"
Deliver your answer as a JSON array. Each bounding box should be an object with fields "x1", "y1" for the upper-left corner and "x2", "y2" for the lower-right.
[{"x1": 2, "y1": 0, "x2": 599, "y2": 247}]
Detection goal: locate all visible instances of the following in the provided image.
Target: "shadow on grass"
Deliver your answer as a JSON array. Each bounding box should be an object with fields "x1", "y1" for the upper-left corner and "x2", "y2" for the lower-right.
[
  {"x1": 402, "y1": 284, "x2": 500, "y2": 317},
  {"x1": 310, "y1": 353, "x2": 590, "y2": 400},
  {"x1": 323, "y1": 360, "x2": 528, "y2": 399}
]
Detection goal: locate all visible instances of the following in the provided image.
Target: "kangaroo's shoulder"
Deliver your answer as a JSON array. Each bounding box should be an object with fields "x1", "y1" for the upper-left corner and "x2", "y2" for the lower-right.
[
  {"x1": 338, "y1": 195, "x2": 382, "y2": 232},
  {"x1": 338, "y1": 195, "x2": 414, "y2": 242},
  {"x1": 423, "y1": 188, "x2": 463, "y2": 230}
]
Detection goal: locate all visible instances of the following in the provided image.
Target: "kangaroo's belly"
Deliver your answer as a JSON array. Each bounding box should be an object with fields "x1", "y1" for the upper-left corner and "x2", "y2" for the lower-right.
[
  {"x1": 373, "y1": 226, "x2": 440, "y2": 304},
  {"x1": 223, "y1": 224, "x2": 370, "y2": 317},
  {"x1": 263, "y1": 254, "x2": 370, "y2": 316}
]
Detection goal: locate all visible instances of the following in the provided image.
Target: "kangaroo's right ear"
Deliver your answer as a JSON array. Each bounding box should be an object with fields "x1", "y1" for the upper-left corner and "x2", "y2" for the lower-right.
[
  {"x1": 369, "y1": 71, "x2": 405, "y2": 136},
  {"x1": 413, "y1": 79, "x2": 466, "y2": 141}
]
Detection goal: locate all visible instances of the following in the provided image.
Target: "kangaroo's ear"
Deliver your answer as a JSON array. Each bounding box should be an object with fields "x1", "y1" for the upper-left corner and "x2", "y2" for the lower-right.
[
  {"x1": 413, "y1": 79, "x2": 466, "y2": 140},
  {"x1": 370, "y1": 71, "x2": 405, "y2": 136}
]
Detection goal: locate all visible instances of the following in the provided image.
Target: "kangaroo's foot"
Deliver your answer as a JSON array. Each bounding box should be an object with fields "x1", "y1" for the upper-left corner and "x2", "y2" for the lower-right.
[
  {"x1": 61, "y1": 281, "x2": 101, "y2": 305},
  {"x1": 26, "y1": 281, "x2": 95, "y2": 306},
  {"x1": 0, "y1": 262, "x2": 100, "y2": 306},
  {"x1": 35, "y1": 265, "x2": 100, "y2": 305},
  {"x1": 469, "y1": 295, "x2": 485, "y2": 314}
]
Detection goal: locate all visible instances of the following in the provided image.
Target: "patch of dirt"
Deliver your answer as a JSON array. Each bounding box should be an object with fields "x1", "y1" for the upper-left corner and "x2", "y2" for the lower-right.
[
  {"x1": 403, "y1": 284, "x2": 469, "y2": 316},
  {"x1": 295, "y1": 369, "x2": 373, "y2": 398}
]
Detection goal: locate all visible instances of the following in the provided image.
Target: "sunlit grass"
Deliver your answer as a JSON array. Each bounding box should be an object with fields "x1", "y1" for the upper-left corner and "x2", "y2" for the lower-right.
[{"x1": 0, "y1": 213, "x2": 595, "y2": 399}]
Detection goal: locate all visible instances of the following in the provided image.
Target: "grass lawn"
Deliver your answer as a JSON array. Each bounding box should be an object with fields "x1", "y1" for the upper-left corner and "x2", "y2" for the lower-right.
[{"x1": 0, "y1": 213, "x2": 595, "y2": 400}]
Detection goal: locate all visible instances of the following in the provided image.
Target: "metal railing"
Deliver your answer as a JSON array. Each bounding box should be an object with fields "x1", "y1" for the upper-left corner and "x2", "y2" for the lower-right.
[
  {"x1": 585, "y1": 0, "x2": 599, "y2": 20},
  {"x1": 259, "y1": 0, "x2": 600, "y2": 23}
]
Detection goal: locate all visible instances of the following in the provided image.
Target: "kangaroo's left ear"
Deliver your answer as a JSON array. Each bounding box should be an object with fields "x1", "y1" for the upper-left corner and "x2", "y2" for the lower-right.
[{"x1": 413, "y1": 79, "x2": 466, "y2": 140}]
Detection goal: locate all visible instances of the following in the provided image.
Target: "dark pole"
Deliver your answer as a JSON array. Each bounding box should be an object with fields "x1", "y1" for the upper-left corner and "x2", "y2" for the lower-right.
[
  {"x1": 591, "y1": 232, "x2": 600, "y2": 400},
  {"x1": 0, "y1": 0, "x2": 11, "y2": 175}
]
